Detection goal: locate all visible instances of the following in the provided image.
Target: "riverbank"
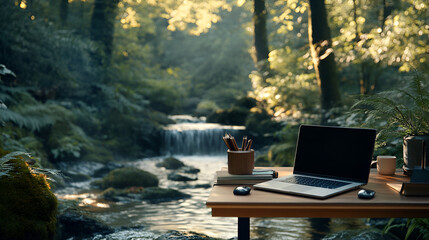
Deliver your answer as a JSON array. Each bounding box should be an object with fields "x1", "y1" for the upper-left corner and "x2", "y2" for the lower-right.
[{"x1": 54, "y1": 155, "x2": 398, "y2": 239}]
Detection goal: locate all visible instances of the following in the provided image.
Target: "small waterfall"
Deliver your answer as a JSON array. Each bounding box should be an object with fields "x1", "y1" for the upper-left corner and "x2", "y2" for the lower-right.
[{"x1": 162, "y1": 115, "x2": 246, "y2": 155}]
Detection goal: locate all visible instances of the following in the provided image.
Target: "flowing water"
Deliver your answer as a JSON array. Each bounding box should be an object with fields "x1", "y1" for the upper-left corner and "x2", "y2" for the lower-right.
[
  {"x1": 162, "y1": 115, "x2": 245, "y2": 155},
  {"x1": 56, "y1": 116, "x2": 370, "y2": 239}
]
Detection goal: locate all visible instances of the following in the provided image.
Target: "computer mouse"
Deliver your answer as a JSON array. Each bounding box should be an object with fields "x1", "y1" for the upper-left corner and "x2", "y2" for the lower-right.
[
  {"x1": 358, "y1": 189, "x2": 375, "y2": 199},
  {"x1": 233, "y1": 186, "x2": 251, "y2": 195}
]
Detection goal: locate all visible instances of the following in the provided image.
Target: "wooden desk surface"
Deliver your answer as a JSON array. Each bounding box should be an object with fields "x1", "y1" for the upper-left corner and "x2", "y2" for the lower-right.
[{"x1": 206, "y1": 168, "x2": 429, "y2": 218}]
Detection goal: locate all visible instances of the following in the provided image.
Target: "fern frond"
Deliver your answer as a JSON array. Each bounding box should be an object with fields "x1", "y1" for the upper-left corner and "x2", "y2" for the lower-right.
[
  {"x1": 0, "y1": 151, "x2": 62, "y2": 180},
  {"x1": 0, "y1": 151, "x2": 32, "y2": 177},
  {"x1": 30, "y1": 167, "x2": 62, "y2": 182},
  {"x1": 95, "y1": 83, "x2": 146, "y2": 113},
  {"x1": 351, "y1": 71, "x2": 429, "y2": 137},
  {"x1": 0, "y1": 108, "x2": 55, "y2": 131},
  {"x1": 0, "y1": 151, "x2": 32, "y2": 164},
  {"x1": 0, "y1": 93, "x2": 13, "y2": 103}
]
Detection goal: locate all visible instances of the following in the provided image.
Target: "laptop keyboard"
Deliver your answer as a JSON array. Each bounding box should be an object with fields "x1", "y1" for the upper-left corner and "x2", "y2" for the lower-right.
[{"x1": 282, "y1": 176, "x2": 349, "y2": 189}]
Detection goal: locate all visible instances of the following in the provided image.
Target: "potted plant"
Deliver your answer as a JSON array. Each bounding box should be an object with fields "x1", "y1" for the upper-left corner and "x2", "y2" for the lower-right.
[{"x1": 352, "y1": 71, "x2": 429, "y2": 175}]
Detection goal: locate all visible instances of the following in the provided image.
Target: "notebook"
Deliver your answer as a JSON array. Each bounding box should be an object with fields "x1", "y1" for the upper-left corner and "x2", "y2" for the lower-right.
[{"x1": 254, "y1": 125, "x2": 376, "y2": 199}]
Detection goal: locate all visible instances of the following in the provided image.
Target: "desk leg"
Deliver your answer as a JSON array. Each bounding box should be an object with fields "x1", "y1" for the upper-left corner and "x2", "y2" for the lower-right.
[{"x1": 238, "y1": 217, "x2": 250, "y2": 240}]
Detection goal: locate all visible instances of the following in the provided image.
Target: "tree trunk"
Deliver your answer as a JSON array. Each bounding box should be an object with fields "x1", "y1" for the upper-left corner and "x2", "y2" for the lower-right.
[
  {"x1": 90, "y1": 0, "x2": 119, "y2": 65},
  {"x1": 60, "y1": 0, "x2": 68, "y2": 26},
  {"x1": 353, "y1": 0, "x2": 360, "y2": 42},
  {"x1": 308, "y1": 0, "x2": 341, "y2": 113},
  {"x1": 253, "y1": 0, "x2": 270, "y2": 73},
  {"x1": 380, "y1": 0, "x2": 401, "y2": 31}
]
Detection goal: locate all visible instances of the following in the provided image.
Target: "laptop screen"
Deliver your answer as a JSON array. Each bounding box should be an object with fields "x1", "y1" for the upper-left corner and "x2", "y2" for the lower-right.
[{"x1": 293, "y1": 125, "x2": 376, "y2": 183}]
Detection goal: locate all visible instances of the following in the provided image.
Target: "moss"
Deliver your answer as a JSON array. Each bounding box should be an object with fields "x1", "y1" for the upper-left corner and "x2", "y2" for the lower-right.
[
  {"x1": 156, "y1": 157, "x2": 185, "y2": 170},
  {"x1": 99, "y1": 187, "x2": 131, "y2": 201},
  {"x1": 100, "y1": 187, "x2": 120, "y2": 200},
  {"x1": 97, "y1": 167, "x2": 158, "y2": 189},
  {"x1": 0, "y1": 153, "x2": 57, "y2": 240}
]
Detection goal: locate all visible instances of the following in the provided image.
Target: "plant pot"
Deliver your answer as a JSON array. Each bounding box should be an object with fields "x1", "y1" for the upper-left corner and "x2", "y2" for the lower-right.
[{"x1": 403, "y1": 135, "x2": 429, "y2": 175}]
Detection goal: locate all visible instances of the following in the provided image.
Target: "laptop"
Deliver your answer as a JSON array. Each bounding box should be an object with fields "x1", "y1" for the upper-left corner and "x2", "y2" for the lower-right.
[{"x1": 254, "y1": 125, "x2": 376, "y2": 199}]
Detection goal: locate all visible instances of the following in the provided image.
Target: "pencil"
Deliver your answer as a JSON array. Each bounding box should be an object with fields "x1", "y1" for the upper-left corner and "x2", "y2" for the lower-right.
[
  {"x1": 223, "y1": 137, "x2": 231, "y2": 150},
  {"x1": 231, "y1": 136, "x2": 239, "y2": 151},
  {"x1": 246, "y1": 139, "x2": 252, "y2": 150},
  {"x1": 241, "y1": 136, "x2": 247, "y2": 151}
]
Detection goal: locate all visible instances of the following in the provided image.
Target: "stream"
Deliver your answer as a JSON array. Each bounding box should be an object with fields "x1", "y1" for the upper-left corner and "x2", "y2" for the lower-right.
[{"x1": 55, "y1": 116, "x2": 371, "y2": 239}]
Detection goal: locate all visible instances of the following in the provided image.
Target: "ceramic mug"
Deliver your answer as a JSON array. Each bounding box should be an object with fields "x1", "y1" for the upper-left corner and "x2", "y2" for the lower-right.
[{"x1": 372, "y1": 156, "x2": 397, "y2": 175}]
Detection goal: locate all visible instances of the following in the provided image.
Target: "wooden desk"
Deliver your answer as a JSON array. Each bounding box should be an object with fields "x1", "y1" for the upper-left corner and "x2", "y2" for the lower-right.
[{"x1": 206, "y1": 168, "x2": 429, "y2": 239}]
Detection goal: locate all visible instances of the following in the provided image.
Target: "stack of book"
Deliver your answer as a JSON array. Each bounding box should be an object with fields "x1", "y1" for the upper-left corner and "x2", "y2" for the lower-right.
[{"x1": 215, "y1": 169, "x2": 278, "y2": 185}]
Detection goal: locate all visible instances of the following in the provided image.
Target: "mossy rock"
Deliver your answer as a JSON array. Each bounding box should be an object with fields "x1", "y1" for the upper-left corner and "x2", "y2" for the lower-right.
[
  {"x1": 99, "y1": 187, "x2": 131, "y2": 202},
  {"x1": 0, "y1": 155, "x2": 57, "y2": 240},
  {"x1": 140, "y1": 187, "x2": 191, "y2": 203},
  {"x1": 93, "y1": 162, "x2": 124, "y2": 178},
  {"x1": 100, "y1": 187, "x2": 190, "y2": 203},
  {"x1": 182, "y1": 166, "x2": 201, "y2": 174},
  {"x1": 156, "y1": 157, "x2": 185, "y2": 170},
  {"x1": 167, "y1": 173, "x2": 197, "y2": 182},
  {"x1": 56, "y1": 199, "x2": 114, "y2": 238},
  {"x1": 96, "y1": 167, "x2": 158, "y2": 189}
]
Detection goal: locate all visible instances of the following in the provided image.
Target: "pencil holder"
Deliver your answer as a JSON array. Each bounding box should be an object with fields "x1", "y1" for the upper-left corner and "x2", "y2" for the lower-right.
[{"x1": 227, "y1": 149, "x2": 254, "y2": 175}]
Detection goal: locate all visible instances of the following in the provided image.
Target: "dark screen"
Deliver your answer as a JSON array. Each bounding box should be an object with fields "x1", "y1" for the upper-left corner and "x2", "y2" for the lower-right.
[{"x1": 293, "y1": 125, "x2": 376, "y2": 183}]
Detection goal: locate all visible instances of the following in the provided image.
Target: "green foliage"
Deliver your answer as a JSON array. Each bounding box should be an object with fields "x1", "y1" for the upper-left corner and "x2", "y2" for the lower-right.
[
  {"x1": 195, "y1": 100, "x2": 220, "y2": 117},
  {"x1": 267, "y1": 125, "x2": 300, "y2": 167},
  {"x1": 0, "y1": 1, "x2": 98, "y2": 92},
  {"x1": 0, "y1": 86, "x2": 56, "y2": 131},
  {"x1": 207, "y1": 97, "x2": 257, "y2": 126},
  {"x1": 1, "y1": 0, "x2": 427, "y2": 169},
  {"x1": 208, "y1": 106, "x2": 250, "y2": 126},
  {"x1": 0, "y1": 150, "x2": 57, "y2": 240},
  {"x1": 245, "y1": 108, "x2": 282, "y2": 137},
  {"x1": 0, "y1": 151, "x2": 30, "y2": 178},
  {"x1": 162, "y1": 5, "x2": 254, "y2": 111},
  {"x1": 251, "y1": 0, "x2": 428, "y2": 121},
  {"x1": 352, "y1": 71, "x2": 429, "y2": 137},
  {"x1": 0, "y1": 150, "x2": 61, "y2": 181},
  {"x1": 0, "y1": 0, "x2": 183, "y2": 162},
  {"x1": 384, "y1": 218, "x2": 429, "y2": 240}
]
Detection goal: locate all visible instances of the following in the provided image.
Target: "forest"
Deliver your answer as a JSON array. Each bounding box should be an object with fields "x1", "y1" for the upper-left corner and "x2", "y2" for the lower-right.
[
  {"x1": 1, "y1": 0, "x2": 428, "y2": 165},
  {"x1": 0, "y1": 0, "x2": 428, "y2": 239}
]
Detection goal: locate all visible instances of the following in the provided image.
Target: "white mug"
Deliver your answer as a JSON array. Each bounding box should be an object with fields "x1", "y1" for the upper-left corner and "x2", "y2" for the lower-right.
[{"x1": 372, "y1": 156, "x2": 397, "y2": 175}]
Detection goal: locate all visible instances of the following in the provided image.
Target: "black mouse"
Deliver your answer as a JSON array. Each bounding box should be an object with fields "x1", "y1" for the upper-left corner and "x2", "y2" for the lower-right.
[
  {"x1": 233, "y1": 186, "x2": 251, "y2": 195},
  {"x1": 358, "y1": 189, "x2": 375, "y2": 199}
]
